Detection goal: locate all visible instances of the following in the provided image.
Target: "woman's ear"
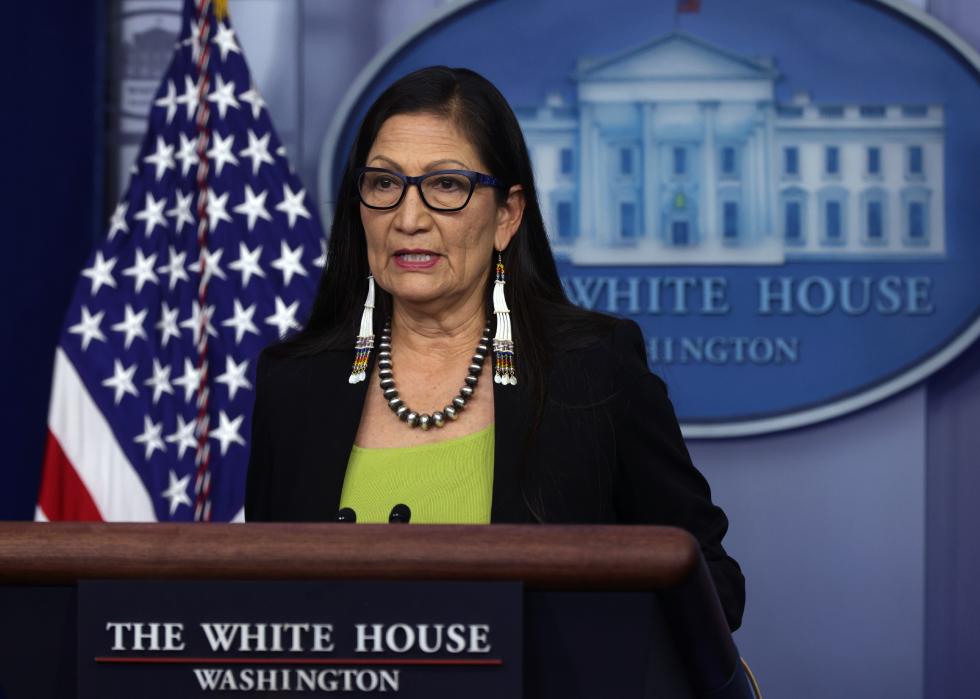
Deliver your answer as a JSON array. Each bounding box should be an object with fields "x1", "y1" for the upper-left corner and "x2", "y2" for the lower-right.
[{"x1": 494, "y1": 185, "x2": 525, "y2": 251}]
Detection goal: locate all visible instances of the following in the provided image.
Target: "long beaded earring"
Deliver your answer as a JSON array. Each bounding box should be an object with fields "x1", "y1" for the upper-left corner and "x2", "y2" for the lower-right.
[
  {"x1": 349, "y1": 275, "x2": 375, "y2": 384},
  {"x1": 492, "y1": 252, "x2": 517, "y2": 385}
]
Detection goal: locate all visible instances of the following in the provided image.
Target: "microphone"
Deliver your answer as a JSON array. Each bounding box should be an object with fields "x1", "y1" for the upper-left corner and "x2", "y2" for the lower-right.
[
  {"x1": 336, "y1": 507, "x2": 357, "y2": 523},
  {"x1": 388, "y1": 504, "x2": 411, "y2": 524}
]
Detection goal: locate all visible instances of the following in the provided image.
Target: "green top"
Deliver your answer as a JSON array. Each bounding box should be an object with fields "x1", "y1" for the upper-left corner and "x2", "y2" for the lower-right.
[{"x1": 339, "y1": 425, "x2": 495, "y2": 524}]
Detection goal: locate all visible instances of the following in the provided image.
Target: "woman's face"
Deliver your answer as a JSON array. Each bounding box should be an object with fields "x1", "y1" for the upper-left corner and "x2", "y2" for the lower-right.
[{"x1": 360, "y1": 112, "x2": 523, "y2": 315}]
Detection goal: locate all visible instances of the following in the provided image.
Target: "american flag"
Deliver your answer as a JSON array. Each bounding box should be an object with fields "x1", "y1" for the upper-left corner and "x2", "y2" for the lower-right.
[{"x1": 36, "y1": 0, "x2": 323, "y2": 522}]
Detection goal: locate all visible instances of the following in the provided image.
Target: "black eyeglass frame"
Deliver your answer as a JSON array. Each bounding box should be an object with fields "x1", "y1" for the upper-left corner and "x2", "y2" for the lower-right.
[{"x1": 354, "y1": 167, "x2": 506, "y2": 212}]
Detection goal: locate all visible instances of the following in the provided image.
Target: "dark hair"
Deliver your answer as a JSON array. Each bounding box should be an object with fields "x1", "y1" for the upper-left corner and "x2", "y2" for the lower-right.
[{"x1": 280, "y1": 66, "x2": 612, "y2": 470}]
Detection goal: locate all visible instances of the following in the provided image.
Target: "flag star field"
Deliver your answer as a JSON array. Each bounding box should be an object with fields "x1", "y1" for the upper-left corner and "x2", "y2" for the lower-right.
[{"x1": 42, "y1": 1, "x2": 325, "y2": 523}]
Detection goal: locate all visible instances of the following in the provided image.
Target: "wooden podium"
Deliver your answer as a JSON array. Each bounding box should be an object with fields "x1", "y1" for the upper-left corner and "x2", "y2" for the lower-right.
[{"x1": 0, "y1": 523, "x2": 753, "y2": 698}]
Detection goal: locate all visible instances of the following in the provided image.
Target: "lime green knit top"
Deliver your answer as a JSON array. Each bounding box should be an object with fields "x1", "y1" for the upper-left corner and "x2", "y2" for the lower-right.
[{"x1": 339, "y1": 425, "x2": 495, "y2": 524}]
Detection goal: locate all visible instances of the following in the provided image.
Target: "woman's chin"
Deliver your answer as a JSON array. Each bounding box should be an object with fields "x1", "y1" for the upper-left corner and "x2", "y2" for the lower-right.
[{"x1": 386, "y1": 280, "x2": 450, "y2": 308}]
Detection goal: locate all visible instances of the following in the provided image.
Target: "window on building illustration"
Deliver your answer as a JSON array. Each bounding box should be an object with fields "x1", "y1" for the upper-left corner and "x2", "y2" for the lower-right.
[
  {"x1": 673, "y1": 147, "x2": 686, "y2": 176},
  {"x1": 860, "y1": 105, "x2": 886, "y2": 118},
  {"x1": 620, "y1": 202, "x2": 637, "y2": 238},
  {"x1": 825, "y1": 200, "x2": 842, "y2": 241},
  {"x1": 902, "y1": 105, "x2": 928, "y2": 117},
  {"x1": 721, "y1": 147, "x2": 736, "y2": 176},
  {"x1": 867, "y1": 200, "x2": 883, "y2": 240},
  {"x1": 825, "y1": 146, "x2": 840, "y2": 175},
  {"x1": 560, "y1": 148, "x2": 574, "y2": 176},
  {"x1": 784, "y1": 147, "x2": 799, "y2": 176},
  {"x1": 672, "y1": 220, "x2": 689, "y2": 246},
  {"x1": 908, "y1": 202, "x2": 926, "y2": 241},
  {"x1": 785, "y1": 201, "x2": 802, "y2": 243},
  {"x1": 723, "y1": 202, "x2": 738, "y2": 240},
  {"x1": 557, "y1": 201, "x2": 573, "y2": 239},
  {"x1": 867, "y1": 147, "x2": 881, "y2": 175},
  {"x1": 620, "y1": 148, "x2": 633, "y2": 175},
  {"x1": 908, "y1": 146, "x2": 924, "y2": 175}
]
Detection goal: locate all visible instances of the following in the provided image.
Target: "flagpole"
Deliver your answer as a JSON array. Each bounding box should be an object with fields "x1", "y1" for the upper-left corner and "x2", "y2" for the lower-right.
[{"x1": 192, "y1": 0, "x2": 214, "y2": 522}]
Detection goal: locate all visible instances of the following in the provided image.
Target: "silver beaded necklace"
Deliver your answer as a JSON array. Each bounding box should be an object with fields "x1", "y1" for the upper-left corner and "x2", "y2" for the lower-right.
[{"x1": 377, "y1": 320, "x2": 491, "y2": 430}]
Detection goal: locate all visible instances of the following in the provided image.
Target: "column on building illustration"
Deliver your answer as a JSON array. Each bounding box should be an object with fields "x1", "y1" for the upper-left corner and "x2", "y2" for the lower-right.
[
  {"x1": 642, "y1": 103, "x2": 659, "y2": 241},
  {"x1": 700, "y1": 101, "x2": 718, "y2": 246},
  {"x1": 752, "y1": 114, "x2": 767, "y2": 246},
  {"x1": 578, "y1": 101, "x2": 597, "y2": 246},
  {"x1": 745, "y1": 119, "x2": 759, "y2": 245},
  {"x1": 762, "y1": 99, "x2": 777, "y2": 238}
]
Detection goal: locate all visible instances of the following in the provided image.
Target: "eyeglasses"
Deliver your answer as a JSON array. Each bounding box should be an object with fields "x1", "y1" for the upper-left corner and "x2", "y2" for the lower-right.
[{"x1": 354, "y1": 167, "x2": 505, "y2": 212}]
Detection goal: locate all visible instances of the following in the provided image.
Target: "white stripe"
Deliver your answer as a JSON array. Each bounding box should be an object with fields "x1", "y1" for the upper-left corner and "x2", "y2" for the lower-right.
[
  {"x1": 231, "y1": 506, "x2": 245, "y2": 523},
  {"x1": 47, "y1": 347, "x2": 157, "y2": 521},
  {"x1": 34, "y1": 506, "x2": 49, "y2": 522}
]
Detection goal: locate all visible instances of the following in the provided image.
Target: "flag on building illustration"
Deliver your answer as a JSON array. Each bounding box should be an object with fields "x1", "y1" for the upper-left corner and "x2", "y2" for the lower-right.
[{"x1": 36, "y1": 0, "x2": 325, "y2": 522}]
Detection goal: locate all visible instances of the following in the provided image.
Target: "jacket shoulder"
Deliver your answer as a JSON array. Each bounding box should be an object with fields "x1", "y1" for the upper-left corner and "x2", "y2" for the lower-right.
[
  {"x1": 255, "y1": 346, "x2": 349, "y2": 401},
  {"x1": 547, "y1": 317, "x2": 661, "y2": 404}
]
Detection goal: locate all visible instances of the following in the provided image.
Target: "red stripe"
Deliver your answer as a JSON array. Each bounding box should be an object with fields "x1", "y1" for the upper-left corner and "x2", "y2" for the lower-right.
[
  {"x1": 37, "y1": 431, "x2": 103, "y2": 521},
  {"x1": 95, "y1": 657, "x2": 503, "y2": 666}
]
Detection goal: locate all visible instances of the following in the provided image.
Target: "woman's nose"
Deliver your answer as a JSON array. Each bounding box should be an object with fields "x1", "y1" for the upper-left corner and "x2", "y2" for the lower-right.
[{"x1": 392, "y1": 185, "x2": 430, "y2": 234}]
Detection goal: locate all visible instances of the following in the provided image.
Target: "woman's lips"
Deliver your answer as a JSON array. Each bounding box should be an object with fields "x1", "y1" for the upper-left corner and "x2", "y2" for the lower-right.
[{"x1": 393, "y1": 250, "x2": 441, "y2": 269}]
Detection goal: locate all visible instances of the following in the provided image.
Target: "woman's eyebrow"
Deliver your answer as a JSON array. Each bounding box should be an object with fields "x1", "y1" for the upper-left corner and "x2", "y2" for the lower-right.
[
  {"x1": 365, "y1": 156, "x2": 469, "y2": 172},
  {"x1": 424, "y1": 158, "x2": 468, "y2": 170},
  {"x1": 367, "y1": 155, "x2": 402, "y2": 170}
]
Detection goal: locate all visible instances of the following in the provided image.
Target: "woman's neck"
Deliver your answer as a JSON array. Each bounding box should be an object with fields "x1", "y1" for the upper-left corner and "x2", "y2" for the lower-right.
[{"x1": 389, "y1": 295, "x2": 488, "y2": 360}]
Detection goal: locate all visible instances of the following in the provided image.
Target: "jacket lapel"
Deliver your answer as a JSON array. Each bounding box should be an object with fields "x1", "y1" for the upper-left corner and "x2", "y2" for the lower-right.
[
  {"x1": 490, "y1": 378, "x2": 535, "y2": 523},
  {"x1": 307, "y1": 348, "x2": 372, "y2": 520}
]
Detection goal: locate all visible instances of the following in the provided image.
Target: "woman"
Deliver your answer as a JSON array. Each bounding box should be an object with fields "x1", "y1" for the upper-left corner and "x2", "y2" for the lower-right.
[{"x1": 245, "y1": 66, "x2": 744, "y2": 631}]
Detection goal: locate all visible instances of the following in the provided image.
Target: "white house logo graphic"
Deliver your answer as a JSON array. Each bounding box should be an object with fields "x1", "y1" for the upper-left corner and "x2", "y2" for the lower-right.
[
  {"x1": 519, "y1": 32, "x2": 945, "y2": 266},
  {"x1": 324, "y1": 0, "x2": 980, "y2": 436}
]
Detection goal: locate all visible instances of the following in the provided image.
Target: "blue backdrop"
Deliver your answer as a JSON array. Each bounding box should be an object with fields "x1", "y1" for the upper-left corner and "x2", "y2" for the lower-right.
[{"x1": 1, "y1": 0, "x2": 106, "y2": 520}]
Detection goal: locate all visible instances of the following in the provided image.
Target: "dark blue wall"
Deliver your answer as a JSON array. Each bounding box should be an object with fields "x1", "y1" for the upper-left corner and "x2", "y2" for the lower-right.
[
  {"x1": 926, "y1": 337, "x2": 980, "y2": 699},
  {"x1": 0, "y1": 1, "x2": 105, "y2": 520}
]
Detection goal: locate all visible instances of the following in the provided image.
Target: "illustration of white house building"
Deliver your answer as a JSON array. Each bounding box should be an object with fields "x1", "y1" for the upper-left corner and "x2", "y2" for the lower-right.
[{"x1": 517, "y1": 32, "x2": 945, "y2": 265}]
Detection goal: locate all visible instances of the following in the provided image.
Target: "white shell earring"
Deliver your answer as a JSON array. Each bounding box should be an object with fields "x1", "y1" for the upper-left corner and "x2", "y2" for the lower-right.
[
  {"x1": 492, "y1": 252, "x2": 517, "y2": 386},
  {"x1": 349, "y1": 275, "x2": 375, "y2": 383}
]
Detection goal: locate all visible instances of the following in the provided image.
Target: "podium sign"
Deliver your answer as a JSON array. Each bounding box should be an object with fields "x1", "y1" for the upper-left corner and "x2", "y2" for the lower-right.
[
  {"x1": 77, "y1": 580, "x2": 522, "y2": 698},
  {"x1": 1, "y1": 523, "x2": 747, "y2": 698}
]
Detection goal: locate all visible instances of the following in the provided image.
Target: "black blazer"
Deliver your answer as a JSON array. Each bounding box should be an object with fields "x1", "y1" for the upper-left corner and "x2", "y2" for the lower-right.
[{"x1": 245, "y1": 319, "x2": 745, "y2": 630}]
